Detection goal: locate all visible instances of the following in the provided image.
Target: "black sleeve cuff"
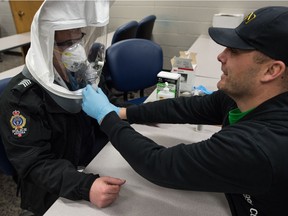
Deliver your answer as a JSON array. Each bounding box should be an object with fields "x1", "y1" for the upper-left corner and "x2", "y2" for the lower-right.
[{"x1": 80, "y1": 173, "x2": 99, "y2": 202}]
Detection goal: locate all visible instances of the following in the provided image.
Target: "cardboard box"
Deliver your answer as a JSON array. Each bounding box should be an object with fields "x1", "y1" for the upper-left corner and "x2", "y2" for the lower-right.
[
  {"x1": 171, "y1": 51, "x2": 197, "y2": 92},
  {"x1": 157, "y1": 71, "x2": 180, "y2": 100}
]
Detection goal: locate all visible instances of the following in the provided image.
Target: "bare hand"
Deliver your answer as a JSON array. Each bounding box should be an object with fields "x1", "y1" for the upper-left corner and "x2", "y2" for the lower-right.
[{"x1": 89, "y1": 176, "x2": 126, "y2": 208}]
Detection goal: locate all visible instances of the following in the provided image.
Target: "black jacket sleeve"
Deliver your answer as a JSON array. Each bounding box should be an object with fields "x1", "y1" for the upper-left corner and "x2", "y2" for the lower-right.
[
  {"x1": 100, "y1": 91, "x2": 272, "y2": 194},
  {"x1": 126, "y1": 90, "x2": 234, "y2": 125}
]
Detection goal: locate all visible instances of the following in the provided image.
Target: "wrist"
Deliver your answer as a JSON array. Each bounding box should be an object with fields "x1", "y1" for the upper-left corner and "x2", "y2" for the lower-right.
[{"x1": 119, "y1": 108, "x2": 127, "y2": 119}]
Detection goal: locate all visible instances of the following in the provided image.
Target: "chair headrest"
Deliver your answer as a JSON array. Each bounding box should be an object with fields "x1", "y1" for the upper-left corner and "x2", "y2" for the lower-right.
[{"x1": 111, "y1": 20, "x2": 139, "y2": 44}]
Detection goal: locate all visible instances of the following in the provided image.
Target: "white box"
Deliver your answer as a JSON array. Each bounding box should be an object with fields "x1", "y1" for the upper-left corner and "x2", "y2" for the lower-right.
[
  {"x1": 212, "y1": 13, "x2": 244, "y2": 28},
  {"x1": 171, "y1": 52, "x2": 197, "y2": 92},
  {"x1": 157, "y1": 71, "x2": 180, "y2": 100}
]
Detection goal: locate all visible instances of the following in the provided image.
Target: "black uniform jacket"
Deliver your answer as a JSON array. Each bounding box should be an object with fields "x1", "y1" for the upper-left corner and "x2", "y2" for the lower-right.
[
  {"x1": 100, "y1": 90, "x2": 288, "y2": 216},
  {"x1": 0, "y1": 73, "x2": 108, "y2": 215}
]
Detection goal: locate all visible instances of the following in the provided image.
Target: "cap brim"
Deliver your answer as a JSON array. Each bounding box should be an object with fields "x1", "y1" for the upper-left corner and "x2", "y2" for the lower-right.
[{"x1": 208, "y1": 27, "x2": 255, "y2": 50}]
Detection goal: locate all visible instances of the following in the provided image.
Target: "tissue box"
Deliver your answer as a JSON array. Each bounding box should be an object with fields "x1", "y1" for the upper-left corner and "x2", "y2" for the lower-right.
[
  {"x1": 212, "y1": 13, "x2": 244, "y2": 28},
  {"x1": 157, "y1": 71, "x2": 181, "y2": 100},
  {"x1": 171, "y1": 51, "x2": 197, "y2": 92}
]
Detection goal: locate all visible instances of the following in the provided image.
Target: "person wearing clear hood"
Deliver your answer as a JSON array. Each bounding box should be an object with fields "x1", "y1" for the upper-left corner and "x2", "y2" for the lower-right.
[{"x1": 0, "y1": 1, "x2": 125, "y2": 215}]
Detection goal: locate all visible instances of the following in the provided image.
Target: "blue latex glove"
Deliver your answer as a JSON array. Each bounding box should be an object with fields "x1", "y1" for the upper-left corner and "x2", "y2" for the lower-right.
[
  {"x1": 194, "y1": 85, "x2": 213, "y2": 95},
  {"x1": 82, "y1": 85, "x2": 120, "y2": 123}
]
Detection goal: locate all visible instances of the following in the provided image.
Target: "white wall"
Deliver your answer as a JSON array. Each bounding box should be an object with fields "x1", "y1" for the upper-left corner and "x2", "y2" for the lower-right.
[
  {"x1": 0, "y1": 1, "x2": 17, "y2": 37},
  {"x1": 109, "y1": 1, "x2": 288, "y2": 69}
]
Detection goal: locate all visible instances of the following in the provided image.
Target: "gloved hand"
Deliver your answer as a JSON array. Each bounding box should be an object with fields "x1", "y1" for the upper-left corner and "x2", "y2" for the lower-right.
[{"x1": 82, "y1": 85, "x2": 120, "y2": 123}]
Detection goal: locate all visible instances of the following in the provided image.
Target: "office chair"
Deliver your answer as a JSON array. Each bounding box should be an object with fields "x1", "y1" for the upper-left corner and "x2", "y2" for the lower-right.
[
  {"x1": 111, "y1": 20, "x2": 139, "y2": 45},
  {"x1": 136, "y1": 15, "x2": 156, "y2": 40},
  {"x1": 104, "y1": 20, "x2": 139, "y2": 89},
  {"x1": 105, "y1": 38, "x2": 163, "y2": 104},
  {"x1": 0, "y1": 77, "x2": 17, "y2": 176}
]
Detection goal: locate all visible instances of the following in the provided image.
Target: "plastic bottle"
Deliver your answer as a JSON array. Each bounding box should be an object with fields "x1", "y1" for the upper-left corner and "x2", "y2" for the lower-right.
[{"x1": 85, "y1": 61, "x2": 104, "y2": 89}]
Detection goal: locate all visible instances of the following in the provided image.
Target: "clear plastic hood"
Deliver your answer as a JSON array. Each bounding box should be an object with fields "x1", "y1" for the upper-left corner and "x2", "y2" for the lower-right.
[{"x1": 25, "y1": 0, "x2": 109, "y2": 100}]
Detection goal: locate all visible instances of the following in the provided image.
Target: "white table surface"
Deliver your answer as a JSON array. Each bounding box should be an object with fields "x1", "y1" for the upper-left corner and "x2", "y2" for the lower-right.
[
  {"x1": 44, "y1": 124, "x2": 230, "y2": 216},
  {"x1": 0, "y1": 32, "x2": 31, "y2": 52},
  {"x1": 0, "y1": 64, "x2": 24, "y2": 79}
]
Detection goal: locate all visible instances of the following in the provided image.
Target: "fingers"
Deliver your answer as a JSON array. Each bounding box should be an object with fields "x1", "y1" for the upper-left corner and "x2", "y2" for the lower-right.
[
  {"x1": 86, "y1": 84, "x2": 93, "y2": 91},
  {"x1": 97, "y1": 87, "x2": 104, "y2": 95},
  {"x1": 103, "y1": 176, "x2": 126, "y2": 186},
  {"x1": 89, "y1": 176, "x2": 126, "y2": 208},
  {"x1": 83, "y1": 85, "x2": 99, "y2": 100},
  {"x1": 83, "y1": 84, "x2": 93, "y2": 100},
  {"x1": 102, "y1": 176, "x2": 126, "y2": 194},
  {"x1": 97, "y1": 182, "x2": 123, "y2": 207},
  {"x1": 96, "y1": 193, "x2": 119, "y2": 208}
]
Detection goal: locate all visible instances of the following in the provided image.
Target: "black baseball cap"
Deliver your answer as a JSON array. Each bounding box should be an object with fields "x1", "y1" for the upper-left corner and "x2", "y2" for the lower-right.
[{"x1": 208, "y1": 6, "x2": 288, "y2": 65}]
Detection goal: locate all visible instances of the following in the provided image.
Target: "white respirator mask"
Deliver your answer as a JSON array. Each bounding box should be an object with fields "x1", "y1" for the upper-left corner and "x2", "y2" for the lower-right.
[
  {"x1": 62, "y1": 43, "x2": 88, "y2": 72},
  {"x1": 61, "y1": 42, "x2": 104, "y2": 90}
]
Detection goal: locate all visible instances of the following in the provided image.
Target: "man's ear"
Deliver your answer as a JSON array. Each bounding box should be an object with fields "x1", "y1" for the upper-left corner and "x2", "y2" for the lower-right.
[{"x1": 261, "y1": 61, "x2": 286, "y2": 82}]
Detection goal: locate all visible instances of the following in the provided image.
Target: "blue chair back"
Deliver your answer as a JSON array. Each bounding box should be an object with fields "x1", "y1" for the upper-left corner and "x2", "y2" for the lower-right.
[
  {"x1": 105, "y1": 39, "x2": 163, "y2": 103},
  {"x1": 0, "y1": 77, "x2": 16, "y2": 176},
  {"x1": 111, "y1": 20, "x2": 139, "y2": 44},
  {"x1": 136, "y1": 15, "x2": 156, "y2": 40},
  {"x1": 104, "y1": 21, "x2": 139, "y2": 89}
]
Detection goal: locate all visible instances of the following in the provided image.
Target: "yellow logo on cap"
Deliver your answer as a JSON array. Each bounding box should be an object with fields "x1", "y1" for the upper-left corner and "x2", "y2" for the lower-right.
[{"x1": 244, "y1": 12, "x2": 256, "y2": 24}]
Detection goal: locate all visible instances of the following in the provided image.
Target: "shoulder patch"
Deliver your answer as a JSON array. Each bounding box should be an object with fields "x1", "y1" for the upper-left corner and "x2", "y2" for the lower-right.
[
  {"x1": 18, "y1": 79, "x2": 33, "y2": 87},
  {"x1": 12, "y1": 79, "x2": 35, "y2": 94},
  {"x1": 10, "y1": 110, "x2": 28, "y2": 137}
]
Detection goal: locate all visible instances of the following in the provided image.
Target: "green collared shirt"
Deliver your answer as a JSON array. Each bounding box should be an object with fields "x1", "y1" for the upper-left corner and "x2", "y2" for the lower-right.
[{"x1": 229, "y1": 108, "x2": 255, "y2": 125}]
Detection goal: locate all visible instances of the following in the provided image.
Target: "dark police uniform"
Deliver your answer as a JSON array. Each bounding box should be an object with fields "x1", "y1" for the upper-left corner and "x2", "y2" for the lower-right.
[{"x1": 0, "y1": 72, "x2": 108, "y2": 215}]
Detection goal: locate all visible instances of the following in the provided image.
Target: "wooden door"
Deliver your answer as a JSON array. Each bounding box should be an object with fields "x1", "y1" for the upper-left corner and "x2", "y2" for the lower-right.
[
  {"x1": 9, "y1": 0, "x2": 43, "y2": 56},
  {"x1": 9, "y1": 1, "x2": 43, "y2": 33}
]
